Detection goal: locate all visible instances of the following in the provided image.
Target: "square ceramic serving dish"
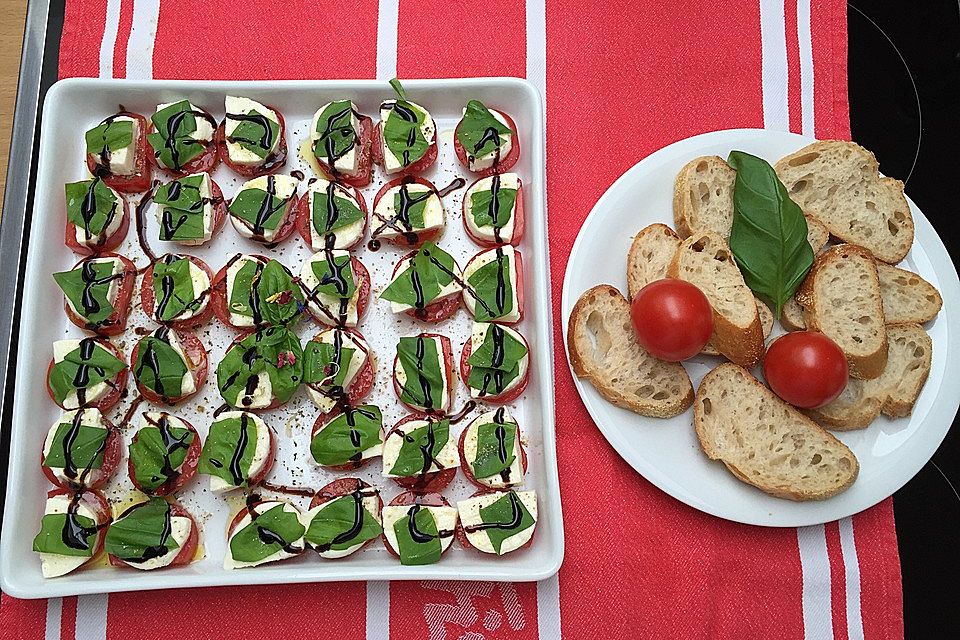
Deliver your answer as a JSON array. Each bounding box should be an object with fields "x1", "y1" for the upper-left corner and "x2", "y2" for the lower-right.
[{"x1": 0, "y1": 77, "x2": 563, "y2": 598}]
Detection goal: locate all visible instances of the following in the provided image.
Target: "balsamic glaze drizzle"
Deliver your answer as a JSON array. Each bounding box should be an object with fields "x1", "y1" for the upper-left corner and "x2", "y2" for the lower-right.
[
  {"x1": 75, "y1": 177, "x2": 118, "y2": 246},
  {"x1": 463, "y1": 491, "x2": 524, "y2": 534},
  {"x1": 370, "y1": 179, "x2": 433, "y2": 244}
]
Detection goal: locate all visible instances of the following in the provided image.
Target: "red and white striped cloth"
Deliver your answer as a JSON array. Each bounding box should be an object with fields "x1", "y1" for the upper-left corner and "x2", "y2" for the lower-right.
[{"x1": 0, "y1": 0, "x2": 903, "y2": 638}]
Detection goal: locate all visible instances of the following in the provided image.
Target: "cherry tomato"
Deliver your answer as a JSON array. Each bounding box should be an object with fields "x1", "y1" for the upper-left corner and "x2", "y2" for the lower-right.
[
  {"x1": 763, "y1": 331, "x2": 848, "y2": 408},
  {"x1": 630, "y1": 279, "x2": 713, "y2": 361}
]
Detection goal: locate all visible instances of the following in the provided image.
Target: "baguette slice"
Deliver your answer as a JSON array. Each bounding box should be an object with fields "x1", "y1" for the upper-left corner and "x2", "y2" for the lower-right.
[
  {"x1": 781, "y1": 297, "x2": 808, "y2": 331},
  {"x1": 626, "y1": 223, "x2": 682, "y2": 300},
  {"x1": 797, "y1": 244, "x2": 888, "y2": 379},
  {"x1": 806, "y1": 323, "x2": 932, "y2": 429},
  {"x1": 694, "y1": 363, "x2": 859, "y2": 501},
  {"x1": 775, "y1": 141, "x2": 914, "y2": 263},
  {"x1": 667, "y1": 232, "x2": 764, "y2": 368},
  {"x1": 703, "y1": 298, "x2": 773, "y2": 356},
  {"x1": 567, "y1": 285, "x2": 694, "y2": 418}
]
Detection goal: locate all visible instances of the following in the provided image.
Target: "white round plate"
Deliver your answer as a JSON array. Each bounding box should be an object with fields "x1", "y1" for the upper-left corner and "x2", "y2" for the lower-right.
[{"x1": 561, "y1": 128, "x2": 960, "y2": 527}]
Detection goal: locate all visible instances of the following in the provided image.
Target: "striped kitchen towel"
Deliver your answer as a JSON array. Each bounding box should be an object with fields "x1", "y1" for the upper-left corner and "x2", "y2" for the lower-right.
[{"x1": 0, "y1": 0, "x2": 902, "y2": 638}]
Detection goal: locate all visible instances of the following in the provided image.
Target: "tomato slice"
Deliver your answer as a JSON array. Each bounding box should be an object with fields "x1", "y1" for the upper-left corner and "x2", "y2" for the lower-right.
[
  {"x1": 302, "y1": 256, "x2": 372, "y2": 327},
  {"x1": 370, "y1": 176, "x2": 444, "y2": 249},
  {"x1": 454, "y1": 488, "x2": 536, "y2": 554},
  {"x1": 65, "y1": 196, "x2": 131, "y2": 257},
  {"x1": 381, "y1": 490, "x2": 452, "y2": 559},
  {"x1": 46, "y1": 339, "x2": 128, "y2": 412},
  {"x1": 215, "y1": 107, "x2": 288, "y2": 178},
  {"x1": 392, "y1": 333, "x2": 455, "y2": 414},
  {"x1": 140, "y1": 255, "x2": 215, "y2": 330},
  {"x1": 456, "y1": 415, "x2": 529, "y2": 492},
  {"x1": 383, "y1": 413, "x2": 457, "y2": 492},
  {"x1": 459, "y1": 332, "x2": 530, "y2": 404},
  {"x1": 388, "y1": 249, "x2": 461, "y2": 323},
  {"x1": 372, "y1": 120, "x2": 439, "y2": 177},
  {"x1": 85, "y1": 112, "x2": 153, "y2": 194},
  {"x1": 107, "y1": 499, "x2": 199, "y2": 569},
  {"x1": 313, "y1": 115, "x2": 374, "y2": 188},
  {"x1": 147, "y1": 111, "x2": 220, "y2": 177},
  {"x1": 62, "y1": 253, "x2": 137, "y2": 336},
  {"x1": 129, "y1": 329, "x2": 208, "y2": 405},
  {"x1": 40, "y1": 413, "x2": 121, "y2": 490},
  {"x1": 453, "y1": 109, "x2": 521, "y2": 177},
  {"x1": 307, "y1": 478, "x2": 383, "y2": 554},
  {"x1": 462, "y1": 248, "x2": 524, "y2": 324},
  {"x1": 127, "y1": 416, "x2": 202, "y2": 495},
  {"x1": 295, "y1": 182, "x2": 368, "y2": 252},
  {"x1": 463, "y1": 180, "x2": 525, "y2": 247}
]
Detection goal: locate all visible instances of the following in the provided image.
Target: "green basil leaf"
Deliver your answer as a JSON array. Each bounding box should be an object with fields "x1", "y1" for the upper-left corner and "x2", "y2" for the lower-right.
[
  {"x1": 53, "y1": 261, "x2": 117, "y2": 325},
  {"x1": 230, "y1": 504, "x2": 304, "y2": 563},
  {"x1": 85, "y1": 118, "x2": 134, "y2": 157},
  {"x1": 198, "y1": 414, "x2": 260, "y2": 487},
  {"x1": 383, "y1": 100, "x2": 428, "y2": 167},
  {"x1": 380, "y1": 242, "x2": 456, "y2": 308},
  {"x1": 305, "y1": 494, "x2": 382, "y2": 551},
  {"x1": 467, "y1": 362, "x2": 522, "y2": 396},
  {"x1": 129, "y1": 419, "x2": 195, "y2": 493},
  {"x1": 152, "y1": 257, "x2": 203, "y2": 322},
  {"x1": 33, "y1": 513, "x2": 97, "y2": 557},
  {"x1": 155, "y1": 175, "x2": 208, "y2": 242},
  {"x1": 310, "y1": 255, "x2": 357, "y2": 299},
  {"x1": 456, "y1": 100, "x2": 511, "y2": 159},
  {"x1": 147, "y1": 101, "x2": 205, "y2": 169},
  {"x1": 104, "y1": 497, "x2": 180, "y2": 562},
  {"x1": 466, "y1": 252, "x2": 515, "y2": 322},
  {"x1": 471, "y1": 185, "x2": 517, "y2": 229},
  {"x1": 311, "y1": 185, "x2": 365, "y2": 235},
  {"x1": 389, "y1": 78, "x2": 407, "y2": 99},
  {"x1": 228, "y1": 259, "x2": 259, "y2": 318},
  {"x1": 216, "y1": 327, "x2": 302, "y2": 407},
  {"x1": 389, "y1": 419, "x2": 449, "y2": 477},
  {"x1": 472, "y1": 419, "x2": 517, "y2": 479},
  {"x1": 228, "y1": 112, "x2": 279, "y2": 159},
  {"x1": 479, "y1": 492, "x2": 535, "y2": 554},
  {"x1": 302, "y1": 340, "x2": 356, "y2": 388},
  {"x1": 65, "y1": 179, "x2": 118, "y2": 237},
  {"x1": 727, "y1": 150, "x2": 815, "y2": 317},
  {"x1": 228, "y1": 187, "x2": 287, "y2": 233},
  {"x1": 312, "y1": 101, "x2": 357, "y2": 164},
  {"x1": 42, "y1": 421, "x2": 107, "y2": 471},
  {"x1": 310, "y1": 405, "x2": 382, "y2": 466},
  {"x1": 48, "y1": 341, "x2": 127, "y2": 404},
  {"x1": 228, "y1": 259, "x2": 303, "y2": 326},
  {"x1": 133, "y1": 333, "x2": 187, "y2": 398},
  {"x1": 468, "y1": 325, "x2": 527, "y2": 371},
  {"x1": 394, "y1": 506, "x2": 441, "y2": 565},
  {"x1": 395, "y1": 336, "x2": 446, "y2": 410}
]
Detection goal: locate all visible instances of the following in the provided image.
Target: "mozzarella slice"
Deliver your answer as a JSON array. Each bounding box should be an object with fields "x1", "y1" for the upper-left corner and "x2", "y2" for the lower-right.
[
  {"x1": 299, "y1": 250, "x2": 361, "y2": 327},
  {"x1": 379, "y1": 100, "x2": 435, "y2": 173},
  {"x1": 164, "y1": 259, "x2": 211, "y2": 321},
  {"x1": 93, "y1": 115, "x2": 138, "y2": 175},
  {"x1": 310, "y1": 101, "x2": 360, "y2": 174},
  {"x1": 162, "y1": 173, "x2": 213, "y2": 247},
  {"x1": 381, "y1": 504, "x2": 458, "y2": 557},
  {"x1": 224, "y1": 96, "x2": 281, "y2": 167},
  {"x1": 72, "y1": 183, "x2": 125, "y2": 249},
  {"x1": 224, "y1": 501, "x2": 304, "y2": 569},
  {"x1": 209, "y1": 411, "x2": 272, "y2": 493},
  {"x1": 381, "y1": 418, "x2": 457, "y2": 478},
  {"x1": 462, "y1": 245, "x2": 522, "y2": 322},
  {"x1": 62, "y1": 257, "x2": 123, "y2": 320},
  {"x1": 306, "y1": 179, "x2": 366, "y2": 251},
  {"x1": 467, "y1": 323, "x2": 529, "y2": 399},
  {"x1": 383, "y1": 252, "x2": 462, "y2": 315},
  {"x1": 392, "y1": 336, "x2": 451, "y2": 412},
  {"x1": 52, "y1": 339, "x2": 111, "y2": 409},
  {"x1": 302, "y1": 491, "x2": 381, "y2": 558},
  {"x1": 457, "y1": 491, "x2": 537, "y2": 555},
  {"x1": 125, "y1": 514, "x2": 193, "y2": 571},
  {"x1": 464, "y1": 108, "x2": 513, "y2": 172},
  {"x1": 462, "y1": 408, "x2": 525, "y2": 488},
  {"x1": 39, "y1": 494, "x2": 101, "y2": 578},
  {"x1": 304, "y1": 329, "x2": 370, "y2": 412},
  {"x1": 42, "y1": 408, "x2": 107, "y2": 486},
  {"x1": 372, "y1": 182, "x2": 443, "y2": 240},
  {"x1": 229, "y1": 175, "x2": 298, "y2": 242},
  {"x1": 463, "y1": 173, "x2": 521, "y2": 244},
  {"x1": 158, "y1": 329, "x2": 196, "y2": 396}
]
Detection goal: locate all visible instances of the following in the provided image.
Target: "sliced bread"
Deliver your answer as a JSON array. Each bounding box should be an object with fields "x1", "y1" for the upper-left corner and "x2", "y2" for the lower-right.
[
  {"x1": 667, "y1": 232, "x2": 764, "y2": 368},
  {"x1": 567, "y1": 285, "x2": 694, "y2": 418},
  {"x1": 781, "y1": 297, "x2": 808, "y2": 331},
  {"x1": 703, "y1": 298, "x2": 773, "y2": 356},
  {"x1": 673, "y1": 156, "x2": 736, "y2": 239},
  {"x1": 626, "y1": 223, "x2": 682, "y2": 300},
  {"x1": 775, "y1": 141, "x2": 914, "y2": 263},
  {"x1": 694, "y1": 363, "x2": 859, "y2": 500},
  {"x1": 796, "y1": 244, "x2": 888, "y2": 379},
  {"x1": 806, "y1": 323, "x2": 932, "y2": 429}
]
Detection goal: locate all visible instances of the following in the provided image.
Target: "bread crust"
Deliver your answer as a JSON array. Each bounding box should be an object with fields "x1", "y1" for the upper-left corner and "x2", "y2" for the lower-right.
[{"x1": 626, "y1": 223, "x2": 681, "y2": 301}]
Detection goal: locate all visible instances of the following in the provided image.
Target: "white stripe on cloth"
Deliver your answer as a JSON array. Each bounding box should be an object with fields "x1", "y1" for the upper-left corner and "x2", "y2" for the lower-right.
[
  {"x1": 376, "y1": 0, "x2": 399, "y2": 80},
  {"x1": 98, "y1": 0, "x2": 122, "y2": 78},
  {"x1": 759, "y1": 0, "x2": 789, "y2": 131},
  {"x1": 44, "y1": 597, "x2": 62, "y2": 640},
  {"x1": 797, "y1": 525, "x2": 834, "y2": 640},
  {"x1": 796, "y1": 0, "x2": 815, "y2": 136},
  {"x1": 125, "y1": 0, "x2": 162, "y2": 79},
  {"x1": 75, "y1": 593, "x2": 109, "y2": 640},
  {"x1": 537, "y1": 574, "x2": 561, "y2": 640},
  {"x1": 366, "y1": 581, "x2": 390, "y2": 640},
  {"x1": 839, "y1": 517, "x2": 865, "y2": 640}
]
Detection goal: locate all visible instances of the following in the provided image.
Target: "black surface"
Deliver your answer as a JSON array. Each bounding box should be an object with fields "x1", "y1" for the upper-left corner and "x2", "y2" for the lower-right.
[{"x1": 848, "y1": 1, "x2": 960, "y2": 637}]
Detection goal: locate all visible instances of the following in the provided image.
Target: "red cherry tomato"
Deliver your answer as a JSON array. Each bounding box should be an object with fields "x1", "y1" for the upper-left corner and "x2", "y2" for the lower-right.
[
  {"x1": 630, "y1": 279, "x2": 713, "y2": 361},
  {"x1": 763, "y1": 331, "x2": 848, "y2": 409}
]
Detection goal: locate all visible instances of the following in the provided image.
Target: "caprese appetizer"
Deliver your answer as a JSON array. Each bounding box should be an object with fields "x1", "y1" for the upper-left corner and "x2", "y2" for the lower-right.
[
  {"x1": 141, "y1": 254, "x2": 213, "y2": 328},
  {"x1": 298, "y1": 249, "x2": 371, "y2": 327},
  {"x1": 216, "y1": 96, "x2": 287, "y2": 177},
  {"x1": 198, "y1": 410, "x2": 276, "y2": 492},
  {"x1": 153, "y1": 173, "x2": 226, "y2": 246},
  {"x1": 393, "y1": 333, "x2": 455, "y2": 414},
  {"x1": 381, "y1": 414, "x2": 457, "y2": 491},
  {"x1": 146, "y1": 100, "x2": 219, "y2": 176},
  {"x1": 462, "y1": 245, "x2": 524, "y2": 323},
  {"x1": 32, "y1": 488, "x2": 111, "y2": 578},
  {"x1": 64, "y1": 177, "x2": 130, "y2": 256},
  {"x1": 458, "y1": 408, "x2": 527, "y2": 490},
  {"x1": 41, "y1": 408, "x2": 121, "y2": 490},
  {"x1": 303, "y1": 478, "x2": 383, "y2": 557},
  {"x1": 105, "y1": 497, "x2": 199, "y2": 570},
  {"x1": 460, "y1": 322, "x2": 530, "y2": 402},
  {"x1": 370, "y1": 177, "x2": 444, "y2": 248},
  {"x1": 131, "y1": 327, "x2": 208, "y2": 405},
  {"x1": 310, "y1": 405, "x2": 383, "y2": 470},
  {"x1": 224, "y1": 498, "x2": 305, "y2": 569},
  {"x1": 306, "y1": 100, "x2": 373, "y2": 187},
  {"x1": 372, "y1": 79, "x2": 438, "y2": 176},
  {"x1": 454, "y1": 100, "x2": 520, "y2": 175},
  {"x1": 381, "y1": 491, "x2": 458, "y2": 566},
  {"x1": 46, "y1": 337, "x2": 127, "y2": 411},
  {"x1": 381, "y1": 242, "x2": 462, "y2": 323},
  {"x1": 295, "y1": 178, "x2": 368, "y2": 251},
  {"x1": 85, "y1": 110, "x2": 152, "y2": 193},
  {"x1": 211, "y1": 255, "x2": 304, "y2": 329},
  {"x1": 128, "y1": 412, "x2": 201, "y2": 495},
  {"x1": 53, "y1": 253, "x2": 137, "y2": 335},
  {"x1": 302, "y1": 328, "x2": 375, "y2": 412},
  {"x1": 216, "y1": 327, "x2": 302, "y2": 410},
  {"x1": 227, "y1": 174, "x2": 299, "y2": 245},
  {"x1": 456, "y1": 490, "x2": 537, "y2": 556},
  {"x1": 463, "y1": 174, "x2": 525, "y2": 246}
]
